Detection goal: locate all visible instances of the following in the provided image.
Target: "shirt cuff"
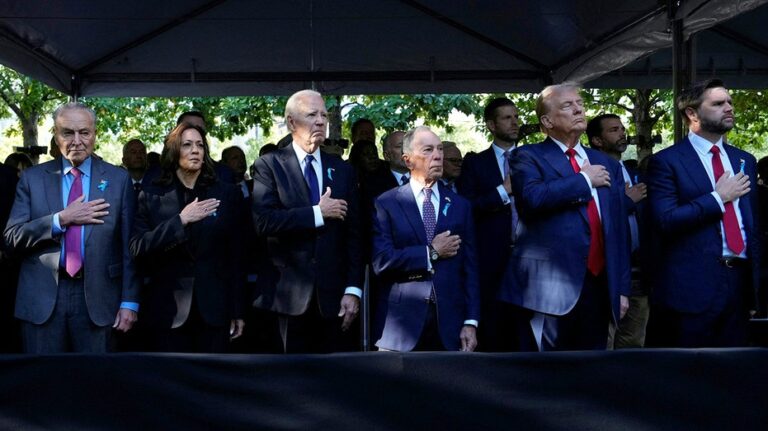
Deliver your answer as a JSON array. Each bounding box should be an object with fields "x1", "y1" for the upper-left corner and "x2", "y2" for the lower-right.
[
  {"x1": 710, "y1": 191, "x2": 726, "y2": 212},
  {"x1": 312, "y1": 205, "x2": 324, "y2": 227},
  {"x1": 344, "y1": 287, "x2": 362, "y2": 298},
  {"x1": 463, "y1": 319, "x2": 478, "y2": 327},
  {"x1": 120, "y1": 302, "x2": 140, "y2": 312},
  {"x1": 496, "y1": 185, "x2": 511, "y2": 204},
  {"x1": 426, "y1": 246, "x2": 433, "y2": 271},
  {"x1": 580, "y1": 172, "x2": 593, "y2": 189},
  {"x1": 52, "y1": 212, "x2": 65, "y2": 235}
]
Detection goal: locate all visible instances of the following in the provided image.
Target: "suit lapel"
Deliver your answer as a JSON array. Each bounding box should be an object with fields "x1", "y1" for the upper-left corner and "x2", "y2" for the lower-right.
[
  {"x1": 435, "y1": 183, "x2": 452, "y2": 233},
  {"x1": 85, "y1": 158, "x2": 106, "y2": 244},
  {"x1": 678, "y1": 137, "x2": 715, "y2": 197},
  {"x1": 320, "y1": 152, "x2": 334, "y2": 194},
  {"x1": 540, "y1": 138, "x2": 577, "y2": 179},
  {"x1": 44, "y1": 161, "x2": 63, "y2": 214},
  {"x1": 278, "y1": 146, "x2": 311, "y2": 204},
  {"x1": 480, "y1": 145, "x2": 503, "y2": 182},
  {"x1": 396, "y1": 185, "x2": 427, "y2": 245},
  {"x1": 724, "y1": 145, "x2": 753, "y2": 230}
]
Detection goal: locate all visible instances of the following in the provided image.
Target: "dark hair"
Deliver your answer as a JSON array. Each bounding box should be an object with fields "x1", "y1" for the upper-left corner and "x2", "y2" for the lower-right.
[
  {"x1": 4, "y1": 152, "x2": 33, "y2": 171},
  {"x1": 677, "y1": 78, "x2": 726, "y2": 125},
  {"x1": 349, "y1": 140, "x2": 377, "y2": 165},
  {"x1": 586, "y1": 113, "x2": 622, "y2": 142},
  {"x1": 351, "y1": 118, "x2": 374, "y2": 136},
  {"x1": 757, "y1": 156, "x2": 768, "y2": 182},
  {"x1": 221, "y1": 145, "x2": 245, "y2": 161},
  {"x1": 155, "y1": 123, "x2": 216, "y2": 187},
  {"x1": 176, "y1": 111, "x2": 206, "y2": 126},
  {"x1": 484, "y1": 98, "x2": 515, "y2": 122}
]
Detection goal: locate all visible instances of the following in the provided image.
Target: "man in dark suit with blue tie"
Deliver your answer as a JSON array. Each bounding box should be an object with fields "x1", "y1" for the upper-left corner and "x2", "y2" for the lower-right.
[
  {"x1": 455, "y1": 97, "x2": 520, "y2": 351},
  {"x1": 372, "y1": 126, "x2": 480, "y2": 352},
  {"x1": 251, "y1": 89, "x2": 363, "y2": 353},
  {"x1": 500, "y1": 83, "x2": 631, "y2": 351},
  {"x1": 647, "y1": 79, "x2": 760, "y2": 347},
  {"x1": 4, "y1": 103, "x2": 139, "y2": 353},
  {"x1": 587, "y1": 114, "x2": 650, "y2": 348}
]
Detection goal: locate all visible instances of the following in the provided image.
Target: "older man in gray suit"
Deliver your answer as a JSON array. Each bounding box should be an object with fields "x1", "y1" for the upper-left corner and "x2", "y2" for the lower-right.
[{"x1": 4, "y1": 102, "x2": 139, "y2": 353}]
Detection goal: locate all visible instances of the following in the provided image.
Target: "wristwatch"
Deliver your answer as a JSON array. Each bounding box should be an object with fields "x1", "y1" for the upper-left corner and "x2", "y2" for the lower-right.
[{"x1": 429, "y1": 246, "x2": 439, "y2": 262}]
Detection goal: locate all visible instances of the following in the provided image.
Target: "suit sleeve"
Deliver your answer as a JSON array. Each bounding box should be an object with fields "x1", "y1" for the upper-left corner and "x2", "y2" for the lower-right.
[
  {"x1": 510, "y1": 148, "x2": 592, "y2": 217},
  {"x1": 118, "y1": 172, "x2": 140, "y2": 303},
  {"x1": 371, "y1": 198, "x2": 430, "y2": 276},
  {"x1": 647, "y1": 153, "x2": 723, "y2": 234},
  {"x1": 455, "y1": 156, "x2": 506, "y2": 213},
  {"x1": 459, "y1": 202, "x2": 481, "y2": 321},
  {"x1": 3, "y1": 170, "x2": 56, "y2": 251},
  {"x1": 129, "y1": 191, "x2": 187, "y2": 261},
  {"x1": 612, "y1": 162, "x2": 632, "y2": 298},
  {"x1": 251, "y1": 156, "x2": 316, "y2": 236}
]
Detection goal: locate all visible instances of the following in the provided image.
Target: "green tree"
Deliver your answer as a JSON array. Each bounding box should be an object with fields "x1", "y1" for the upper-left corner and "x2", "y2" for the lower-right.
[{"x1": 0, "y1": 65, "x2": 67, "y2": 148}]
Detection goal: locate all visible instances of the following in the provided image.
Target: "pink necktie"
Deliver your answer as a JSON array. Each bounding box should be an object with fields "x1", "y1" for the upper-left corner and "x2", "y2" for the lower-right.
[
  {"x1": 566, "y1": 149, "x2": 605, "y2": 276},
  {"x1": 710, "y1": 146, "x2": 745, "y2": 255},
  {"x1": 65, "y1": 167, "x2": 83, "y2": 277}
]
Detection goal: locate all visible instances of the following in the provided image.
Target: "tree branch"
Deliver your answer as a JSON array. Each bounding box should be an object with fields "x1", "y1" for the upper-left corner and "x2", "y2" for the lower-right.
[{"x1": 0, "y1": 90, "x2": 25, "y2": 120}]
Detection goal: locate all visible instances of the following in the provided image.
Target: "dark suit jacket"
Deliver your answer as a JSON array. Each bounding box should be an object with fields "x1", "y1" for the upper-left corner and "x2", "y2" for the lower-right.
[
  {"x1": 647, "y1": 137, "x2": 760, "y2": 313},
  {"x1": 455, "y1": 145, "x2": 513, "y2": 297},
  {"x1": 500, "y1": 138, "x2": 631, "y2": 323},
  {"x1": 371, "y1": 182, "x2": 480, "y2": 351},
  {"x1": 4, "y1": 157, "x2": 139, "y2": 326},
  {"x1": 251, "y1": 146, "x2": 363, "y2": 317},
  {"x1": 130, "y1": 178, "x2": 245, "y2": 328}
]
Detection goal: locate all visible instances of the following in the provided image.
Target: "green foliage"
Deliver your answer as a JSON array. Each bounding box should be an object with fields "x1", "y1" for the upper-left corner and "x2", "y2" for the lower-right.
[
  {"x1": 730, "y1": 90, "x2": 768, "y2": 155},
  {"x1": 83, "y1": 96, "x2": 286, "y2": 146},
  {"x1": 0, "y1": 65, "x2": 66, "y2": 143}
]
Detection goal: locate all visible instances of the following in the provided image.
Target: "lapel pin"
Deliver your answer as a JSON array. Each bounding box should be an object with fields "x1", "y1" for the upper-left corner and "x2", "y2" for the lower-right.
[
  {"x1": 327, "y1": 167, "x2": 335, "y2": 181},
  {"x1": 97, "y1": 179, "x2": 108, "y2": 192}
]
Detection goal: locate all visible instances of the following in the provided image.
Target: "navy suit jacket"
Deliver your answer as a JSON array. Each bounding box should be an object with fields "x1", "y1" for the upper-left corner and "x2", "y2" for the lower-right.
[
  {"x1": 371, "y1": 182, "x2": 480, "y2": 351},
  {"x1": 647, "y1": 137, "x2": 760, "y2": 313},
  {"x1": 251, "y1": 146, "x2": 363, "y2": 317},
  {"x1": 4, "y1": 157, "x2": 139, "y2": 326},
  {"x1": 455, "y1": 145, "x2": 513, "y2": 297},
  {"x1": 130, "y1": 179, "x2": 246, "y2": 328},
  {"x1": 500, "y1": 138, "x2": 631, "y2": 322}
]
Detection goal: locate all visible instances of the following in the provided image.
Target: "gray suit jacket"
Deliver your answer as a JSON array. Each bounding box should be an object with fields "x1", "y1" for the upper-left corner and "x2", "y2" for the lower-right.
[{"x1": 4, "y1": 157, "x2": 139, "y2": 326}]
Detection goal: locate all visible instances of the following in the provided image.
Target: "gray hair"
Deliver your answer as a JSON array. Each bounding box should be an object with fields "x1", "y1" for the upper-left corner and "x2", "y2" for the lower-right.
[
  {"x1": 52, "y1": 102, "x2": 97, "y2": 128},
  {"x1": 402, "y1": 125, "x2": 435, "y2": 155},
  {"x1": 535, "y1": 81, "x2": 582, "y2": 120},
  {"x1": 284, "y1": 89, "x2": 323, "y2": 131}
]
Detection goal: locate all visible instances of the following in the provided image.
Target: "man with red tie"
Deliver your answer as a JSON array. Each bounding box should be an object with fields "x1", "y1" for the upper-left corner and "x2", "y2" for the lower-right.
[
  {"x1": 647, "y1": 79, "x2": 760, "y2": 347},
  {"x1": 500, "y1": 82, "x2": 630, "y2": 351}
]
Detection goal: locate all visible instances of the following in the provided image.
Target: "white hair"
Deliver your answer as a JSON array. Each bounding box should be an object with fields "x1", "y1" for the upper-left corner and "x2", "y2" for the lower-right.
[
  {"x1": 402, "y1": 125, "x2": 435, "y2": 155},
  {"x1": 284, "y1": 89, "x2": 323, "y2": 132}
]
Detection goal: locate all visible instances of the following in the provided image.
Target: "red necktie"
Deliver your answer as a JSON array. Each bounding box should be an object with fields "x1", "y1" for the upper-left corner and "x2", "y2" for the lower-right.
[
  {"x1": 710, "y1": 145, "x2": 745, "y2": 255},
  {"x1": 566, "y1": 148, "x2": 605, "y2": 276},
  {"x1": 65, "y1": 167, "x2": 83, "y2": 277}
]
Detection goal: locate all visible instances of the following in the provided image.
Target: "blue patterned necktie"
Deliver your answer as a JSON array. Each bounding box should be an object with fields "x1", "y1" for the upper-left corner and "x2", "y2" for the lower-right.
[
  {"x1": 400, "y1": 174, "x2": 409, "y2": 186},
  {"x1": 304, "y1": 154, "x2": 320, "y2": 204},
  {"x1": 423, "y1": 187, "x2": 436, "y2": 244}
]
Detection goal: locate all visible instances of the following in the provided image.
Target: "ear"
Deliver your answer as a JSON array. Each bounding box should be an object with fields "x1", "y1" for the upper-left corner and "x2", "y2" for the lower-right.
[
  {"x1": 685, "y1": 107, "x2": 698, "y2": 124},
  {"x1": 402, "y1": 153, "x2": 412, "y2": 169},
  {"x1": 286, "y1": 115, "x2": 295, "y2": 132},
  {"x1": 590, "y1": 136, "x2": 602, "y2": 148},
  {"x1": 540, "y1": 115, "x2": 552, "y2": 129},
  {"x1": 486, "y1": 119, "x2": 496, "y2": 133}
]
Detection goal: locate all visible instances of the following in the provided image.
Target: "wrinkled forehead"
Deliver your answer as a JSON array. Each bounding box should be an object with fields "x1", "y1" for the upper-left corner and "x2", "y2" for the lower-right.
[
  {"x1": 702, "y1": 86, "x2": 731, "y2": 103},
  {"x1": 55, "y1": 108, "x2": 95, "y2": 129},
  {"x1": 297, "y1": 94, "x2": 328, "y2": 113}
]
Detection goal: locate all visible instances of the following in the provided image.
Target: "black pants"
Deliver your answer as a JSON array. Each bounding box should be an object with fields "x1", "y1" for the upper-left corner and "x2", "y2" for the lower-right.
[
  {"x1": 278, "y1": 294, "x2": 359, "y2": 354},
  {"x1": 148, "y1": 299, "x2": 230, "y2": 353}
]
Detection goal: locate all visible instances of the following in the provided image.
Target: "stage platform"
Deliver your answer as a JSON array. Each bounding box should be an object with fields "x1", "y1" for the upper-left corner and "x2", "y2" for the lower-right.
[{"x1": 0, "y1": 349, "x2": 766, "y2": 430}]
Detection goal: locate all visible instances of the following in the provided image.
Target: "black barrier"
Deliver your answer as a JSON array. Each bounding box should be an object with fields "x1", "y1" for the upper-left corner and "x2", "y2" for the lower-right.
[{"x1": 0, "y1": 349, "x2": 767, "y2": 430}]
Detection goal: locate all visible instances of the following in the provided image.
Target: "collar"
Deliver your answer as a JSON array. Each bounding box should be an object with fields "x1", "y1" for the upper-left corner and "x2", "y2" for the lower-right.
[
  {"x1": 409, "y1": 177, "x2": 440, "y2": 201},
  {"x1": 62, "y1": 156, "x2": 92, "y2": 177},
  {"x1": 551, "y1": 137, "x2": 587, "y2": 159},
  {"x1": 291, "y1": 141, "x2": 321, "y2": 162},
  {"x1": 688, "y1": 132, "x2": 724, "y2": 157},
  {"x1": 492, "y1": 142, "x2": 515, "y2": 158}
]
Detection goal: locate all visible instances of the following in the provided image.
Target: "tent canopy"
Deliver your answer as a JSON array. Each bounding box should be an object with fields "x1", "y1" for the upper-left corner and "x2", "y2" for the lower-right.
[{"x1": 0, "y1": 0, "x2": 765, "y2": 97}]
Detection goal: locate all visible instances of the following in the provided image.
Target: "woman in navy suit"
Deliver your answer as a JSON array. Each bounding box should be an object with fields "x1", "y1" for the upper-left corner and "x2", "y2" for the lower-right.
[{"x1": 130, "y1": 122, "x2": 246, "y2": 353}]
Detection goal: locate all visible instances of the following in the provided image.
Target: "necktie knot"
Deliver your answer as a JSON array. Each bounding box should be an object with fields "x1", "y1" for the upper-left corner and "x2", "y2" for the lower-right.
[
  {"x1": 710, "y1": 145, "x2": 720, "y2": 155},
  {"x1": 70, "y1": 167, "x2": 81, "y2": 178},
  {"x1": 305, "y1": 154, "x2": 315, "y2": 164},
  {"x1": 401, "y1": 174, "x2": 409, "y2": 185},
  {"x1": 565, "y1": 148, "x2": 577, "y2": 158},
  {"x1": 423, "y1": 187, "x2": 432, "y2": 199}
]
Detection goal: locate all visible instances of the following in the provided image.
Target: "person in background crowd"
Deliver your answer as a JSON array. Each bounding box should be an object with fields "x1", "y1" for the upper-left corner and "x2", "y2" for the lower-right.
[
  {"x1": 351, "y1": 118, "x2": 376, "y2": 144},
  {"x1": 221, "y1": 146, "x2": 252, "y2": 199},
  {"x1": 647, "y1": 78, "x2": 760, "y2": 347},
  {"x1": 441, "y1": 141, "x2": 462, "y2": 192},
  {"x1": 122, "y1": 139, "x2": 148, "y2": 194},
  {"x1": 587, "y1": 114, "x2": 650, "y2": 348},
  {"x1": 3, "y1": 152, "x2": 33, "y2": 177},
  {"x1": 130, "y1": 122, "x2": 246, "y2": 353},
  {"x1": 501, "y1": 83, "x2": 630, "y2": 351},
  {"x1": 349, "y1": 139, "x2": 384, "y2": 183},
  {"x1": 456, "y1": 97, "x2": 520, "y2": 352},
  {"x1": 4, "y1": 102, "x2": 139, "y2": 353},
  {"x1": 251, "y1": 89, "x2": 363, "y2": 353},
  {"x1": 371, "y1": 126, "x2": 479, "y2": 352}
]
